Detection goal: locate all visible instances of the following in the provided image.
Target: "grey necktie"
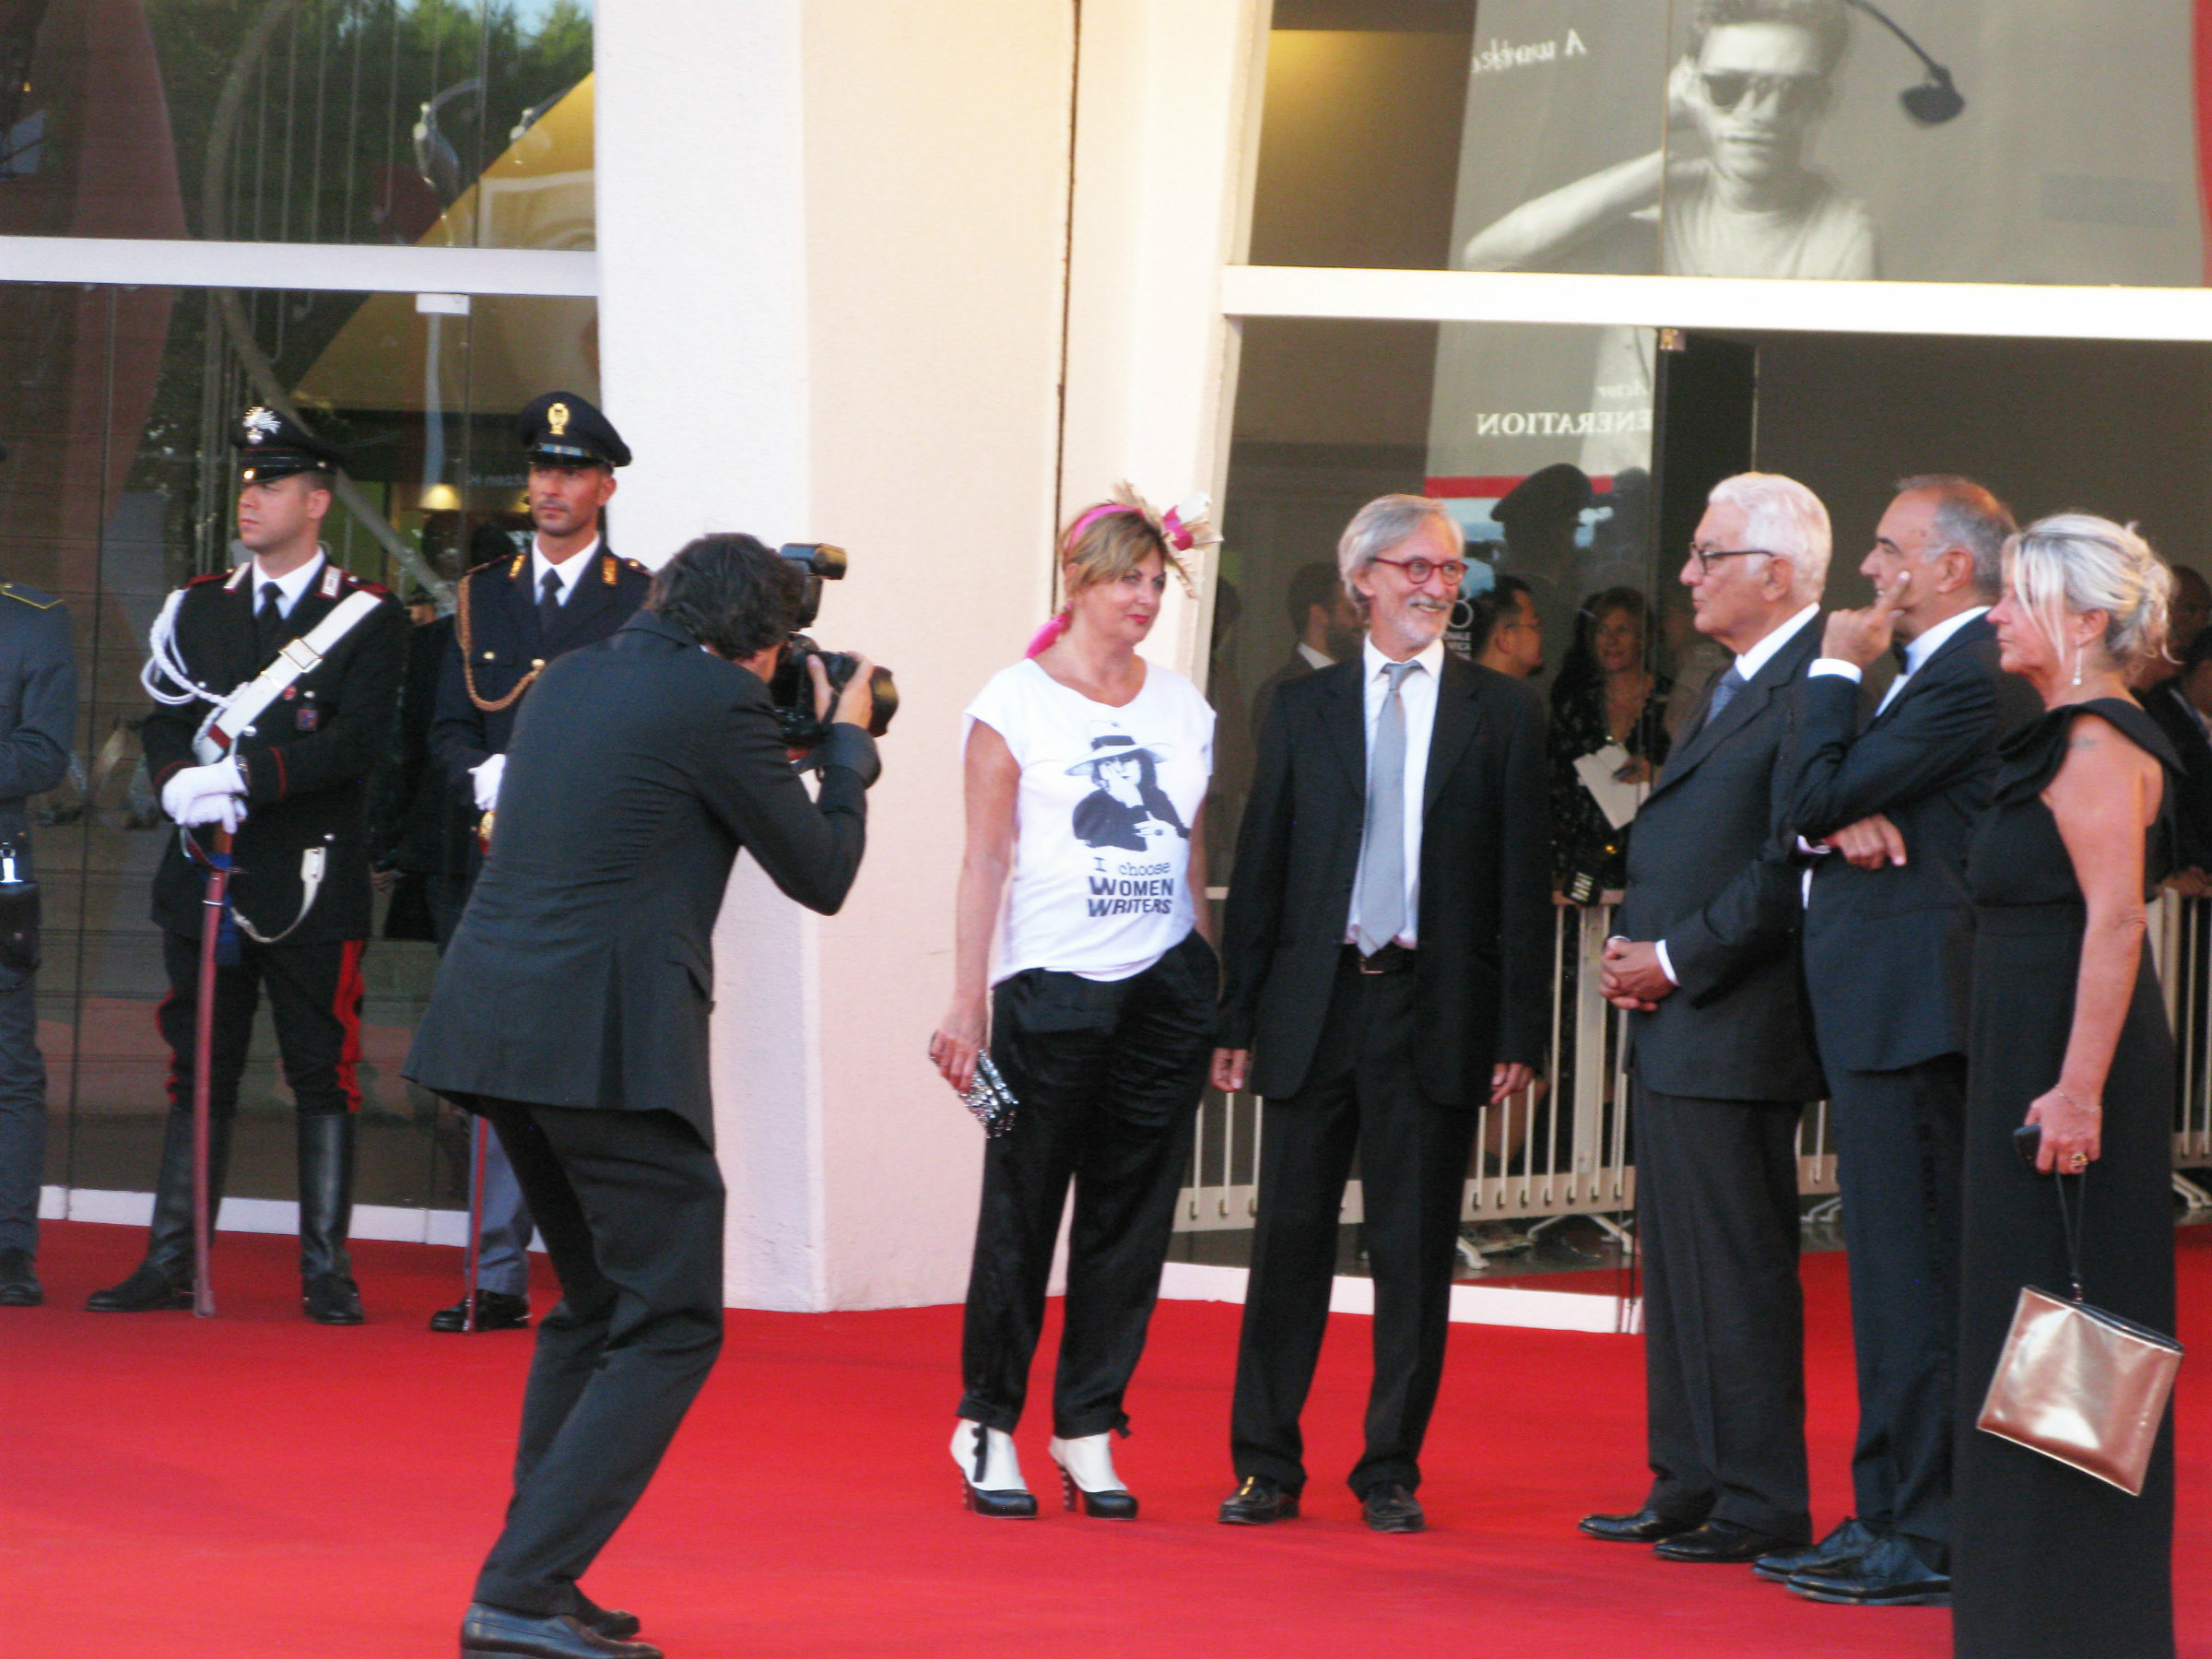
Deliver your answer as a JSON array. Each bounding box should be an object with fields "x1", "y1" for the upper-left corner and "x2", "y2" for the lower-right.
[
  {"x1": 1354, "y1": 660, "x2": 1416, "y2": 955},
  {"x1": 1700, "y1": 663, "x2": 1747, "y2": 734}
]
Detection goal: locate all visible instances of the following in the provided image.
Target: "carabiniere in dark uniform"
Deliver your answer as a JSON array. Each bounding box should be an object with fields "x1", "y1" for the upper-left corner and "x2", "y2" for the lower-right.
[
  {"x1": 88, "y1": 406, "x2": 405, "y2": 1324},
  {"x1": 0, "y1": 498, "x2": 78, "y2": 1307}
]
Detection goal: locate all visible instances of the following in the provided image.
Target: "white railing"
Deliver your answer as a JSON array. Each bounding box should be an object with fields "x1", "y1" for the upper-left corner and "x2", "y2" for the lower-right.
[{"x1": 1180, "y1": 895, "x2": 2212, "y2": 1236}]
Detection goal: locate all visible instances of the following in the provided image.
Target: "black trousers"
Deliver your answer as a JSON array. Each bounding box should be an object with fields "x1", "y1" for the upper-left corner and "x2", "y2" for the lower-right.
[
  {"x1": 1830, "y1": 1054, "x2": 1965, "y2": 1561},
  {"x1": 0, "y1": 959, "x2": 41, "y2": 1254},
  {"x1": 957, "y1": 930, "x2": 1215, "y2": 1439},
  {"x1": 156, "y1": 929, "x2": 365, "y2": 1119},
  {"x1": 1635, "y1": 1084, "x2": 1812, "y2": 1543},
  {"x1": 472, "y1": 1100, "x2": 724, "y2": 1618},
  {"x1": 1230, "y1": 956, "x2": 1479, "y2": 1499}
]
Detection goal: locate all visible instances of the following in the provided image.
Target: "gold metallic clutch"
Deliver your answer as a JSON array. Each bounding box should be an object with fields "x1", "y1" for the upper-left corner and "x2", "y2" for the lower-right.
[{"x1": 1975, "y1": 1176, "x2": 2183, "y2": 1496}]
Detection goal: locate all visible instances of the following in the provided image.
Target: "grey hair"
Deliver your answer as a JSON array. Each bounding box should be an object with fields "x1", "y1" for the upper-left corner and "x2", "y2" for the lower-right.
[
  {"x1": 1895, "y1": 475, "x2": 2014, "y2": 598},
  {"x1": 2004, "y1": 513, "x2": 2171, "y2": 676},
  {"x1": 1707, "y1": 472, "x2": 1830, "y2": 603},
  {"x1": 1337, "y1": 494, "x2": 1462, "y2": 602}
]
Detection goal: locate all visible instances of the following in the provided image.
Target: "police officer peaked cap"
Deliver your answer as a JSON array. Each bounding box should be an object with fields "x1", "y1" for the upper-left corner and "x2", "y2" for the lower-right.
[
  {"x1": 1493, "y1": 462, "x2": 1593, "y2": 528},
  {"x1": 516, "y1": 391, "x2": 629, "y2": 468},
  {"x1": 235, "y1": 405, "x2": 347, "y2": 481}
]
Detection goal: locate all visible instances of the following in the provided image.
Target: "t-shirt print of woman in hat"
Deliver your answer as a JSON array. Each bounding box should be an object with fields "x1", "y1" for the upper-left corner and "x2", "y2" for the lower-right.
[{"x1": 1070, "y1": 727, "x2": 1191, "y2": 853}]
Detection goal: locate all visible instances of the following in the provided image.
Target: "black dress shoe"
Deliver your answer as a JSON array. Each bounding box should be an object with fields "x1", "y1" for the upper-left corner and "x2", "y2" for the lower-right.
[
  {"x1": 1755, "y1": 1515, "x2": 1881, "y2": 1583},
  {"x1": 1654, "y1": 1519, "x2": 1799, "y2": 1563},
  {"x1": 1218, "y1": 1474, "x2": 1300, "y2": 1524},
  {"x1": 1789, "y1": 1535, "x2": 1951, "y2": 1606},
  {"x1": 573, "y1": 1591, "x2": 641, "y2": 1642},
  {"x1": 430, "y1": 1289, "x2": 533, "y2": 1333},
  {"x1": 460, "y1": 1603, "x2": 660, "y2": 1658},
  {"x1": 86, "y1": 1262, "x2": 192, "y2": 1312},
  {"x1": 1360, "y1": 1482, "x2": 1425, "y2": 1534},
  {"x1": 303, "y1": 1272, "x2": 364, "y2": 1324},
  {"x1": 0, "y1": 1247, "x2": 41, "y2": 1306},
  {"x1": 1579, "y1": 1505, "x2": 1706, "y2": 1543}
]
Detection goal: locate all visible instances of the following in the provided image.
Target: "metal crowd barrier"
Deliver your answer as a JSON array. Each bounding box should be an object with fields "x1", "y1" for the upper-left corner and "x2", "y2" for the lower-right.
[{"x1": 1179, "y1": 894, "x2": 2212, "y2": 1237}]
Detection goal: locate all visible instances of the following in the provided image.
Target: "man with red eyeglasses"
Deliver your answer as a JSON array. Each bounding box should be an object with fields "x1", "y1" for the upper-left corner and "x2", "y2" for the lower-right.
[{"x1": 1213, "y1": 494, "x2": 1552, "y2": 1535}]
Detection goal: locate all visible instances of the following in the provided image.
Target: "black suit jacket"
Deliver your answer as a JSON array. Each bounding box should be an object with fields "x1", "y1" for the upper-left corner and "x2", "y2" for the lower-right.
[
  {"x1": 1218, "y1": 649, "x2": 1552, "y2": 1106},
  {"x1": 0, "y1": 583, "x2": 76, "y2": 849},
  {"x1": 143, "y1": 561, "x2": 406, "y2": 945},
  {"x1": 1785, "y1": 614, "x2": 2041, "y2": 1074},
  {"x1": 403, "y1": 611, "x2": 877, "y2": 1145},
  {"x1": 2139, "y1": 680, "x2": 2212, "y2": 872},
  {"x1": 1617, "y1": 612, "x2": 1824, "y2": 1103},
  {"x1": 429, "y1": 544, "x2": 655, "y2": 788}
]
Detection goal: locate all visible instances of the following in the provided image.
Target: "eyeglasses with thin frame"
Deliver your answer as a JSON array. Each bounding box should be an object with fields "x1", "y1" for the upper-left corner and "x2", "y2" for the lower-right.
[
  {"x1": 1687, "y1": 544, "x2": 1780, "y2": 576},
  {"x1": 1370, "y1": 554, "x2": 1468, "y2": 587},
  {"x1": 1699, "y1": 71, "x2": 1823, "y2": 116}
]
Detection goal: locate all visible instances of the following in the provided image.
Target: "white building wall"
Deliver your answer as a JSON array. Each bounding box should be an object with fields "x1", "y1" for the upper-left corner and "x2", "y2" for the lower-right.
[{"x1": 594, "y1": 0, "x2": 1253, "y2": 1309}]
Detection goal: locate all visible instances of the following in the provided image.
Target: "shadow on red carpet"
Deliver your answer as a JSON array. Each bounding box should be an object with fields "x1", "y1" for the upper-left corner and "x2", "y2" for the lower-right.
[{"x1": 6, "y1": 1220, "x2": 2207, "y2": 1657}]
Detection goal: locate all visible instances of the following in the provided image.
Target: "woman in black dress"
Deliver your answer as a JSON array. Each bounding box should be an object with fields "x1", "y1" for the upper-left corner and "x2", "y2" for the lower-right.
[
  {"x1": 1956, "y1": 515, "x2": 2181, "y2": 1659},
  {"x1": 1548, "y1": 587, "x2": 1670, "y2": 894}
]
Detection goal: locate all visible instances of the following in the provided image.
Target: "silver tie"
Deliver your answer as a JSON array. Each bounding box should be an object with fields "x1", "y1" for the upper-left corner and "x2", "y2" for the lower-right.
[{"x1": 1355, "y1": 660, "x2": 1415, "y2": 955}]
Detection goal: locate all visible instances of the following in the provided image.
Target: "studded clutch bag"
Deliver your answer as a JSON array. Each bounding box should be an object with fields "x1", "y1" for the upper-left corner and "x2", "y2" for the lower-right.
[{"x1": 964, "y1": 1053, "x2": 1018, "y2": 1138}]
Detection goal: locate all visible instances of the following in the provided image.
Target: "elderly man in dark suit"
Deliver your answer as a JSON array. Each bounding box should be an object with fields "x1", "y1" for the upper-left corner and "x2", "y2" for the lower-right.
[
  {"x1": 1770, "y1": 477, "x2": 2037, "y2": 1606},
  {"x1": 1583, "y1": 472, "x2": 1830, "y2": 1565},
  {"x1": 406, "y1": 535, "x2": 877, "y2": 1659},
  {"x1": 1214, "y1": 494, "x2": 1551, "y2": 1535}
]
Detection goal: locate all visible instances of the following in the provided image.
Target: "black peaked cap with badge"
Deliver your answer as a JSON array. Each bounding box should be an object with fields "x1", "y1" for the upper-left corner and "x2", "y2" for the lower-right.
[
  {"x1": 235, "y1": 405, "x2": 347, "y2": 483},
  {"x1": 516, "y1": 391, "x2": 630, "y2": 469}
]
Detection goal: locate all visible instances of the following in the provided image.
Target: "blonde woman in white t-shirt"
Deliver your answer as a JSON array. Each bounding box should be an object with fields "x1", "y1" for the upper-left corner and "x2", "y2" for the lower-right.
[{"x1": 929, "y1": 489, "x2": 1219, "y2": 1522}]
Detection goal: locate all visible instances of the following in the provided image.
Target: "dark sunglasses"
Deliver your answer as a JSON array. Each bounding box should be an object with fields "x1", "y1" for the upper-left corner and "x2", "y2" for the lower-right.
[{"x1": 1700, "y1": 71, "x2": 1823, "y2": 116}]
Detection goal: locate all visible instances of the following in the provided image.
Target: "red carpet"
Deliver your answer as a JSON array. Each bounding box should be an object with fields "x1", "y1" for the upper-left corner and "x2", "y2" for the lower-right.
[{"x1": 7, "y1": 1221, "x2": 2209, "y2": 1658}]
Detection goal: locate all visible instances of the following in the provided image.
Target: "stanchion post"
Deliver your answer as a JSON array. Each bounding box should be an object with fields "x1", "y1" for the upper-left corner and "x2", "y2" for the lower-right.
[{"x1": 463, "y1": 1113, "x2": 488, "y2": 1332}]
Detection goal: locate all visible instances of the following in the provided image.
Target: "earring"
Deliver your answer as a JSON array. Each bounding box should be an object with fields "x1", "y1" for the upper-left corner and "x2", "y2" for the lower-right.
[{"x1": 2071, "y1": 640, "x2": 2083, "y2": 688}]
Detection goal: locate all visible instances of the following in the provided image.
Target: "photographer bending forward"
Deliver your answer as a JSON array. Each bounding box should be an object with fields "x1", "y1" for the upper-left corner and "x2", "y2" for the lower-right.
[
  {"x1": 931, "y1": 492, "x2": 1218, "y2": 1520},
  {"x1": 406, "y1": 535, "x2": 877, "y2": 1659}
]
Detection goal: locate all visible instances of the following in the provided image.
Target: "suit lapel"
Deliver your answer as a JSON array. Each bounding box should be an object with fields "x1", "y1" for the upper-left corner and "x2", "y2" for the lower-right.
[
  {"x1": 1423, "y1": 653, "x2": 1482, "y2": 818},
  {"x1": 1651, "y1": 613, "x2": 1818, "y2": 798},
  {"x1": 1320, "y1": 659, "x2": 1367, "y2": 801},
  {"x1": 545, "y1": 558, "x2": 618, "y2": 650},
  {"x1": 1869, "y1": 611, "x2": 1989, "y2": 727}
]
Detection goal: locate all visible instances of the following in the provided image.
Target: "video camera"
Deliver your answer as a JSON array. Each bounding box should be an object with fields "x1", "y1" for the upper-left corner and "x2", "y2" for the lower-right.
[{"x1": 767, "y1": 542, "x2": 899, "y2": 755}]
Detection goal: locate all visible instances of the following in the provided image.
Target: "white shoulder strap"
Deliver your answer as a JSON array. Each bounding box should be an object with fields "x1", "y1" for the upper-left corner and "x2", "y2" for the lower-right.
[{"x1": 193, "y1": 588, "x2": 385, "y2": 763}]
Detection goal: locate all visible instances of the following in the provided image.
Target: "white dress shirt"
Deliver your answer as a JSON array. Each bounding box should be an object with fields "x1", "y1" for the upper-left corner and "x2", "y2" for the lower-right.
[
  {"x1": 1810, "y1": 604, "x2": 1987, "y2": 717},
  {"x1": 1654, "y1": 604, "x2": 1818, "y2": 985},
  {"x1": 1296, "y1": 641, "x2": 1335, "y2": 672},
  {"x1": 1345, "y1": 635, "x2": 1445, "y2": 948},
  {"x1": 531, "y1": 535, "x2": 602, "y2": 609},
  {"x1": 251, "y1": 550, "x2": 326, "y2": 619}
]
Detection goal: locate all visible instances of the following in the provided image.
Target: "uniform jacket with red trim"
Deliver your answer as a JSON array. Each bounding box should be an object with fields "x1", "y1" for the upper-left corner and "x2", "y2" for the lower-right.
[{"x1": 143, "y1": 559, "x2": 406, "y2": 946}]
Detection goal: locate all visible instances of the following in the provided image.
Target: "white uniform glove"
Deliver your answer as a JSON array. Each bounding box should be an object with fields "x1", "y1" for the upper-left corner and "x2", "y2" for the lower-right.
[
  {"x1": 173, "y1": 792, "x2": 246, "y2": 834},
  {"x1": 470, "y1": 753, "x2": 507, "y2": 814},
  {"x1": 160, "y1": 759, "x2": 247, "y2": 829}
]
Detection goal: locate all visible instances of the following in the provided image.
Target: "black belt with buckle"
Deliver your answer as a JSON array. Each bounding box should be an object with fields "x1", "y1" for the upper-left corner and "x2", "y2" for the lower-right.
[{"x1": 1349, "y1": 942, "x2": 1416, "y2": 975}]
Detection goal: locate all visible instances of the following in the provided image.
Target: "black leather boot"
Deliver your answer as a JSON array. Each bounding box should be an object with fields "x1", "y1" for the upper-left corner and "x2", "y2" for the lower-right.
[
  {"x1": 87, "y1": 1109, "x2": 232, "y2": 1312},
  {"x1": 298, "y1": 1112, "x2": 364, "y2": 1324}
]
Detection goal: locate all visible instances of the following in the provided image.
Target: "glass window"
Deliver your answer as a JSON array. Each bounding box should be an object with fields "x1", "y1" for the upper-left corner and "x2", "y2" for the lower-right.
[
  {"x1": 1, "y1": 276, "x2": 596, "y2": 1210},
  {"x1": 1252, "y1": 1, "x2": 2208, "y2": 288},
  {"x1": 0, "y1": 1, "x2": 593, "y2": 248}
]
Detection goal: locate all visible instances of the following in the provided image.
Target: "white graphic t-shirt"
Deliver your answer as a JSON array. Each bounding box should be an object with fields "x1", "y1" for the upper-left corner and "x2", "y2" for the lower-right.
[{"x1": 965, "y1": 657, "x2": 1215, "y2": 985}]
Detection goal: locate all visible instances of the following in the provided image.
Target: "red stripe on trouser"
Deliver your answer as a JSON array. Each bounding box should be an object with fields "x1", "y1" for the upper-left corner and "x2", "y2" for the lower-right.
[
  {"x1": 331, "y1": 939, "x2": 365, "y2": 1113},
  {"x1": 155, "y1": 988, "x2": 181, "y2": 1109}
]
